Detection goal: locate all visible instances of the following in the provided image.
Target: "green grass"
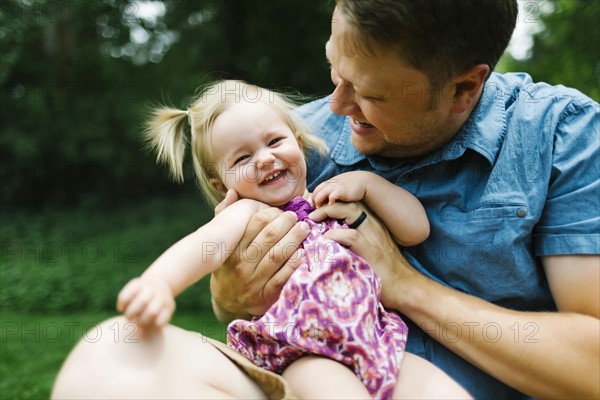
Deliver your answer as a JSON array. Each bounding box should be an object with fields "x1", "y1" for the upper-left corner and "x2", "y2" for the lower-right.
[{"x1": 0, "y1": 311, "x2": 227, "y2": 399}]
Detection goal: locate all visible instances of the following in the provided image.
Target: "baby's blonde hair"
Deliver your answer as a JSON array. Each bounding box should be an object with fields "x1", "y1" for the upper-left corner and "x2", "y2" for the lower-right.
[{"x1": 144, "y1": 80, "x2": 327, "y2": 207}]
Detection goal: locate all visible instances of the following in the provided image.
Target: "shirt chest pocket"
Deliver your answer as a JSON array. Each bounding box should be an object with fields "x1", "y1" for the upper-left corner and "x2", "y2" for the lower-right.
[
  {"x1": 437, "y1": 203, "x2": 531, "y2": 242},
  {"x1": 436, "y1": 204, "x2": 534, "y2": 254},
  {"x1": 424, "y1": 203, "x2": 540, "y2": 302}
]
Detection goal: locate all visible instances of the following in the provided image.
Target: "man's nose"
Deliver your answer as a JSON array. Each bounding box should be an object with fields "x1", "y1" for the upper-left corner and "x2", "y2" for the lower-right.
[{"x1": 329, "y1": 80, "x2": 360, "y2": 116}]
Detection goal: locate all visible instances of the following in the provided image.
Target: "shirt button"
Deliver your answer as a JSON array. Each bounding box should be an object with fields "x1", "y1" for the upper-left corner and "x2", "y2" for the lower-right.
[{"x1": 517, "y1": 208, "x2": 527, "y2": 218}]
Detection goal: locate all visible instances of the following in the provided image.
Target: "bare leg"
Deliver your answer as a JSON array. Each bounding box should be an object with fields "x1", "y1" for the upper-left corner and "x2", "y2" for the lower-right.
[
  {"x1": 52, "y1": 316, "x2": 265, "y2": 399},
  {"x1": 282, "y1": 355, "x2": 371, "y2": 399},
  {"x1": 393, "y1": 353, "x2": 472, "y2": 399}
]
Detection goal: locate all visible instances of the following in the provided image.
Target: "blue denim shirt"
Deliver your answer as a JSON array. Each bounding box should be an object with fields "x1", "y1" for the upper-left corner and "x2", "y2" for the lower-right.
[{"x1": 296, "y1": 72, "x2": 600, "y2": 399}]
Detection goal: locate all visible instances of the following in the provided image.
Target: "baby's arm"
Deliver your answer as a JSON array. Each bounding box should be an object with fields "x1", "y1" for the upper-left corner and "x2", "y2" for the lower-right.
[
  {"x1": 312, "y1": 171, "x2": 429, "y2": 246},
  {"x1": 117, "y1": 199, "x2": 266, "y2": 329}
]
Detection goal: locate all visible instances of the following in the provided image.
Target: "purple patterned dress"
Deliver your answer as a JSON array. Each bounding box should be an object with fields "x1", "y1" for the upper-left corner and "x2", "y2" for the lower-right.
[{"x1": 227, "y1": 197, "x2": 408, "y2": 399}]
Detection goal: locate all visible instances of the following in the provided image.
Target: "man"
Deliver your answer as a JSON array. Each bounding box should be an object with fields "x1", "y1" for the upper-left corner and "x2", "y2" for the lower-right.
[
  {"x1": 211, "y1": 0, "x2": 599, "y2": 398},
  {"x1": 52, "y1": 1, "x2": 598, "y2": 398}
]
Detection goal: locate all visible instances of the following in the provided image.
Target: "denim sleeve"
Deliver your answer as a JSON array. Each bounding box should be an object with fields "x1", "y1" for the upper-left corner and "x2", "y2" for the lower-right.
[{"x1": 534, "y1": 99, "x2": 600, "y2": 255}]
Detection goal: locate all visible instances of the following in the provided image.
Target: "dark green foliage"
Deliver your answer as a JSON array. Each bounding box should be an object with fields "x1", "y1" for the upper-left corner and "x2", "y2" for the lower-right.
[
  {"x1": 1, "y1": 193, "x2": 215, "y2": 313},
  {"x1": 0, "y1": 0, "x2": 334, "y2": 209}
]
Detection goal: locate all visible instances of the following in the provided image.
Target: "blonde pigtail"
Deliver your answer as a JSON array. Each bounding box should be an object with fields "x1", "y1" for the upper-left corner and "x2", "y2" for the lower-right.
[{"x1": 143, "y1": 107, "x2": 189, "y2": 183}]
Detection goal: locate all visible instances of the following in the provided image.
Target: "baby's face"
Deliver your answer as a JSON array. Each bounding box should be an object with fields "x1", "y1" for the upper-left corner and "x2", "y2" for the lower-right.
[{"x1": 210, "y1": 100, "x2": 307, "y2": 207}]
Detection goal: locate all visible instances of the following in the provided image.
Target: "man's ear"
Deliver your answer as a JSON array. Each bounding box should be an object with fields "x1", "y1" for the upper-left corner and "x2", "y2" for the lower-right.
[
  {"x1": 448, "y1": 64, "x2": 490, "y2": 114},
  {"x1": 210, "y1": 178, "x2": 228, "y2": 194}
]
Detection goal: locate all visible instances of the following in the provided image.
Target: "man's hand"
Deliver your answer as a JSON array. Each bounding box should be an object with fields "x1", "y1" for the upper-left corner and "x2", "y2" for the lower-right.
[{"x1": 210, "y1": 208, "x2": 311, "y2": 321}]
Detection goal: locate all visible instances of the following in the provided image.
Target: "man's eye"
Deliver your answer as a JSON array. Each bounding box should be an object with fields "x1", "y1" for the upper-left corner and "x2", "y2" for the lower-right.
[{"x1": 357, "y1": 93, "x2": 379, "y2": 101}]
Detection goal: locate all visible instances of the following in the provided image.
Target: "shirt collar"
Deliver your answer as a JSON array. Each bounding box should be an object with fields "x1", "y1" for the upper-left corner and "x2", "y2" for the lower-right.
[{"x1": 453, "y1": 74, "x2": 508, "y2": 165}]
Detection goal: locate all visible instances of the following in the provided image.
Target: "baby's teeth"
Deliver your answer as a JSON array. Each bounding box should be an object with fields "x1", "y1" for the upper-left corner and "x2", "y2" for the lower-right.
[{"x1": 265, "y1": 171, "x2": 281, "y2": 181}]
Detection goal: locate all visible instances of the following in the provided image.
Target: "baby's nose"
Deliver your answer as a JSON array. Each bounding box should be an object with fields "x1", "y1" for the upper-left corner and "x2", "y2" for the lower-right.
[{"x1": 256, "y1": 150, "x2": 276, "y2": 168}]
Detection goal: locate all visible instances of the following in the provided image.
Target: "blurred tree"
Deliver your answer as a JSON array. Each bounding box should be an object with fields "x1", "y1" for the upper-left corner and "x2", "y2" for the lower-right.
[
  {"x1": 499, "y1": 0, "x2": 600, "y2": 100},
  {"x1": 0, "y1": 0, "x2": 171, "y2": 208},
  {"x1": 154, "y1": 0, "x2": 334, "y2": 99},
  {"x1": 0, "y1": 0, "x2": 333, "y2": 209}
]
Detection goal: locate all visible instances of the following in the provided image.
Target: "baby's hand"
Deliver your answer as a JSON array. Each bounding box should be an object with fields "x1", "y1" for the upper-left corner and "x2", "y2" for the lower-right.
[
  {"x1": 116, "y1": 277, "x2": 175, "y2": 330},
  {"x1": 312, "y1": 171, "x2": 369, "y2": 208}
]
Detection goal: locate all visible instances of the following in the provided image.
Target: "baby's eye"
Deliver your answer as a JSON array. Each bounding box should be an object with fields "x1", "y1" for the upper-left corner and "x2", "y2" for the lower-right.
[
  {"x1": 268, "y1": 138, "x2": 283, "y2": 146},
  {"x1": 233, "y1": 155, "x2": 250, "y2": 165}
]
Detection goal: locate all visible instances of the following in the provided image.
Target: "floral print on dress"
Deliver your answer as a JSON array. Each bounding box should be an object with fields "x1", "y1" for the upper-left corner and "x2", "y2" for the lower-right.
[{"x1": 227, "y1": 197, "x2": 408, "y2": 399}]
